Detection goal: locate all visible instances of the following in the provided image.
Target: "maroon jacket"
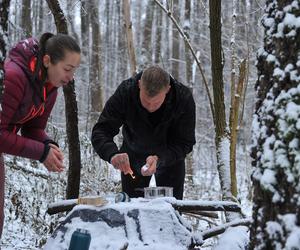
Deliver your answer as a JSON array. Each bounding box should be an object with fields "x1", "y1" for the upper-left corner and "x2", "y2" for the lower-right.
[{"x1": 0, "y1": 38, "x2": 58, "y2": 161}]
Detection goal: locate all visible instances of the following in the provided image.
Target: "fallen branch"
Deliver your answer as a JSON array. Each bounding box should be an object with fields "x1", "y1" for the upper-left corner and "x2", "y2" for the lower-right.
[
  {"x1": 184, "y1": 212, "x2": 218, "y2": 226},
  {"x1": 183, "y1": 211, "x2": 219, "y2": 219},
  {"x1": 200, "y1": 218, "x2": 252, "y2": 240},
  {"x1": 47, "y1": 196, "x2": 107, "y2": 215},
  {"x1": 6, "y1": 160, "x2": 50, "y2": 180},
  {"x1": 47, "y1": 199, "x2": 77, "y2": 215}
]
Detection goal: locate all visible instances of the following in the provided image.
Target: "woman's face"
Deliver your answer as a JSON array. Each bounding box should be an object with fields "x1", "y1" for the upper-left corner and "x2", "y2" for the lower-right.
[{"x1": 43, "y1": 51, "x2": 81, "y2": 87}]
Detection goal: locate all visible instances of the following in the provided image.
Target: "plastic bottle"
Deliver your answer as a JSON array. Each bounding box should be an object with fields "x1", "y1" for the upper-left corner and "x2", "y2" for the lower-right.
[{"x1": 68, "y1": 228, "x2": 91, "y2": 250}]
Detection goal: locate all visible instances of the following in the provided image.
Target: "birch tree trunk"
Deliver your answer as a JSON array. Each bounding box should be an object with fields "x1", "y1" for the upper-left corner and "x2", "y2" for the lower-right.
[
  {"x1": 250, "y1": 0, "x2": 300, "y2": 248},
  {"x1": 46, "y1": 0, "x2": 81, "y2": 200}
]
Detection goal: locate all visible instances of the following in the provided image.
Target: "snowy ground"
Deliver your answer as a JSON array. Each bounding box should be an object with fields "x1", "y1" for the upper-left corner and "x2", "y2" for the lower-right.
[{"x1": 1, "y1": 138, "x2": 252, "y2": 249}]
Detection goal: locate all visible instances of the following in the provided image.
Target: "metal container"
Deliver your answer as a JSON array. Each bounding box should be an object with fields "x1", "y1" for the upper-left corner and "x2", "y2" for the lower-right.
[
  {"x1": 68, "y1": 228, "x2": 91, "y2": 250},
  {"x1": 144, "y1": 187, "x2": 173, "y2": 199}
]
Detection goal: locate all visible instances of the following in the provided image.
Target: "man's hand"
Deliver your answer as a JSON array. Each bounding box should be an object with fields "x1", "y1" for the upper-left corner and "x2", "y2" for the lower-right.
[
  {"x1": 141, "y1": 155, "x2": 158, "y2": 176},
  {"x1": 111, "y1": 153, "x2": 133, "y2": 175},
  {"x1": 43, "y1": 144, "x2": 64, "y2": 172}
]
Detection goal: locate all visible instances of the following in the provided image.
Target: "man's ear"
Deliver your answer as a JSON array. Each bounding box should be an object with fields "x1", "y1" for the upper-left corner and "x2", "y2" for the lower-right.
[
  {"x1": 138, "y1": 80, "x2": 141, "y2": 89},
  {"x1": 43, "y1": 55, "x2": 51, "y2": 68}
]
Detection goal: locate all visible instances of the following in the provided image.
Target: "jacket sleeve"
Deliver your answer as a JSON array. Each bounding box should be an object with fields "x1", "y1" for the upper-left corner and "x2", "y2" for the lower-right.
[
  {"x1": 21, "y1": 90, "x2": 58, "y2": 143},
  {"x1": 91, "y1": 85, "x2": 126, "y2": 162},
  {"x1": 0, "y1": 67, "x2": 46, "y2": 161},
  {"x1": 157, "y1": 93, "x2": 196, "y2": 167}
]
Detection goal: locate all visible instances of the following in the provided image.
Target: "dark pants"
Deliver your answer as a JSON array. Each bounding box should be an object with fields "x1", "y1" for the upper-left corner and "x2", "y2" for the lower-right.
[
  {"x1": 0, "y1": 153, "x2": 4, "y2": 238},
  {"x1": 121, "y1": 160, "x2": 185, "y2": 200}
]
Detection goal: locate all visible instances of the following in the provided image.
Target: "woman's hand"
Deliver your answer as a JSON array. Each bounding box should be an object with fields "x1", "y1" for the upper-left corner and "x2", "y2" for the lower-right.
[{"x1": 43, "y1": 144, "x2": 64, "y2": 172}]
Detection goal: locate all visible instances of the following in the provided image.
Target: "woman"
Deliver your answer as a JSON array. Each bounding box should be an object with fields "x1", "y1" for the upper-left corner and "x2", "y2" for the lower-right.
[{"x1": 0, "y1": 33, "x2": 81, "y2": 237}]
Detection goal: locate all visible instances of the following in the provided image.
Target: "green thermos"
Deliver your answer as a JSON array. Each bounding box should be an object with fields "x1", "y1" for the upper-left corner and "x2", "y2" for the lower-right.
[{"x1": 68, "y1": 228, "x2": 91, "y2": 250}]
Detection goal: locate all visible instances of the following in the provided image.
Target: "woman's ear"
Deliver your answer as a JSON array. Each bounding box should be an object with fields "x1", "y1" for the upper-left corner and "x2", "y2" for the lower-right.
[{"x1": 43, "y1": 55, "x2": 51, "y2": 68}]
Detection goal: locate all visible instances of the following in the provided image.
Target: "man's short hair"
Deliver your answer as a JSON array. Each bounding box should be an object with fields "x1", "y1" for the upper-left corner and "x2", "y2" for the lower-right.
[{"x1": 140, "y1": 65, "x2": 170, "y2": 97}]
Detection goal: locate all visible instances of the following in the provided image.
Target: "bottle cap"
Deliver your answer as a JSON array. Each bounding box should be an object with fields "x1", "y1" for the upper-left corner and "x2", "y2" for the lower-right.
[{"x1": 76, "y1": 228, "x2": 90, "y2": 235}]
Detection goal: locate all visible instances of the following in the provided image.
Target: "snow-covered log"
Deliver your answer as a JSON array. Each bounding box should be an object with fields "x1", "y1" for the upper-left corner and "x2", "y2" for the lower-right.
[{"x1": 168, "y1": 199, "x2": 242, "y2": 213}]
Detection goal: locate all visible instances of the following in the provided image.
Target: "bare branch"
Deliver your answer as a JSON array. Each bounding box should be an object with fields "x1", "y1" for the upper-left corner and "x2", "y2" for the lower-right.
[
  {"x1": 153, "y1": 0, "x2": 215, "y2": 122},
  {"x1": 201, "y1": 218, "x2": 252, "y2": 240},
  {"x1": 6, "y1": 161, "x2": 50, "y2": 180}
]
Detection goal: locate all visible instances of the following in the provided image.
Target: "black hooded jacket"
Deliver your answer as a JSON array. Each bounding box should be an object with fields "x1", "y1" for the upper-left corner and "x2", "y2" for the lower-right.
[{"x1": 91, "y1": 72, "x2": 196, "y2": 174}]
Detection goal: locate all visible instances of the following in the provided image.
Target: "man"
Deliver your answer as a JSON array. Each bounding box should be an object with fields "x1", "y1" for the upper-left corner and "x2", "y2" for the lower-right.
[{"x1": 92, "y1": 65, "x2": 195, "y2": 199}]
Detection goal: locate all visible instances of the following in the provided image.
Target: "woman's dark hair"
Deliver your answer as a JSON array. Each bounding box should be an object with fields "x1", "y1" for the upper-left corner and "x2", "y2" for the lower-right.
[{"x1": 33, "y1": 33, "x2": 80, "y2": 96}]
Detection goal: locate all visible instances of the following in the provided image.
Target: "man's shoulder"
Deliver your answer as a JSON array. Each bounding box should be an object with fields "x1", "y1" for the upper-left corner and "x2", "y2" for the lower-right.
[
  {"x1": 172, "y1": 78, "x2": 193, "y2": 101},
  {"x1": 117, "y1": 75, "x2": 139, "y2": 93}
]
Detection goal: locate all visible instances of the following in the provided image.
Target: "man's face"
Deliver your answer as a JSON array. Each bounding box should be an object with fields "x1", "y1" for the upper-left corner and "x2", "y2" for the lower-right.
[{"x1": 139, "y1": 80, "x2": 170, "y2": 113}]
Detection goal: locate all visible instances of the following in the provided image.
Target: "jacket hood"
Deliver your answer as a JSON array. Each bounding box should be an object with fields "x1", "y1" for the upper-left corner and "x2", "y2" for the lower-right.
[
  {"x1": 8, "y1": 38, "x2": 39, "y2": 76},
  {"x1": 8, "y1": 38, "x2": 45, "y2": 103}
]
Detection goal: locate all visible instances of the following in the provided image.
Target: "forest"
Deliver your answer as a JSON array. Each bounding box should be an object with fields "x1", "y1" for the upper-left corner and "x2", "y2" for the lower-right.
[{"x1": 0, "y1": 0, "x2": 299, "y2": 249}]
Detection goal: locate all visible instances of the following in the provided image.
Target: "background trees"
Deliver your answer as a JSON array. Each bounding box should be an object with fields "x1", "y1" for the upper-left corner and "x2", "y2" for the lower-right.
[{"x1": 1, "y1": 0, "x2": 265, "y2": 248}]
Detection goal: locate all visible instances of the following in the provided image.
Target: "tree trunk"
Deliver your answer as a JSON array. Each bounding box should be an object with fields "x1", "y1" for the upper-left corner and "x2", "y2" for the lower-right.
[
  {"x1": 80, "y1": 0, "x2": 90, "y2": 133},
  {"x1": 140, "y1": 0, "x2": 154, "y2": 68},
  {"x1": 89, "y1": 0, "x2": 103, "y2": 127},
  {"x1": 122, "y1": 0, "x2": 137, "y2": 74},
  {"x1": 209, "y1": 0, "x2": 230, "y2": 199},
  {"x1": 116, "y1": 0, "x2": 128, "y2": 82},
  {"x1": 38, "y1": 0, "x2": 44, "y2": 34},
  {"x1": 21, "y1": 0, "x2": 32, "y2": 38},
  {"x1": 154, "y1": 4, "x2": 162, "y2": 64},
  {"x1": 250, "y1": 0, "x2": 300, "y2": 248},
  {"x1": 46, "y1": 0, "x2": 81, "y2": 200},
  {"x1": 184, "y1": 0, "x2": 192, "y2": 87},
  {"x1": 0, "y1": 0, "x2": 11, "y2": 105},
  {"x1": 171, "y1": 0, "x2": 180, "y2": 80}
]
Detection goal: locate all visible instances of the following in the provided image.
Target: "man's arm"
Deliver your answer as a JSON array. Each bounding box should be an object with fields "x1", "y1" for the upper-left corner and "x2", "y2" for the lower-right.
[
  {"x1": 157, "y1": 94, "x2": 196, "y2": 167},
  {"x1": 91, "y1": 85, "x2": 126, "y2": 162}
]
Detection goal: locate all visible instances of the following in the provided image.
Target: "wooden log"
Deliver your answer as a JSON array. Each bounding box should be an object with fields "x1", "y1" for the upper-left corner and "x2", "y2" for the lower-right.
[
  {"x1": 169, "y1": 199, "x2": 241, "y2": 213},
  {"x1": 47, "y1": 196, "x2": 107, "y2": 215},
  {"x1": 183, "y1": 211, "x2": 219, "y2": 219},
  {"x1": 47, "y1": 199, "x2": 77, "y2": 215}
]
